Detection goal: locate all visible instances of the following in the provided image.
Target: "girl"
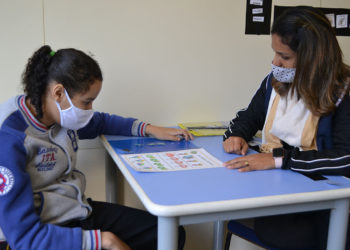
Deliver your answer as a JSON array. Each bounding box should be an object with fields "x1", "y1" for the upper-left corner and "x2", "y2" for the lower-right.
[{"x1": 0, "y1": 45, "x2": 191, "y2": 250}]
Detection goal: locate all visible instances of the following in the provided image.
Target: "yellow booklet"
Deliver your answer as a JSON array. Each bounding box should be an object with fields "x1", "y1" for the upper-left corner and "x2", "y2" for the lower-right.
[{"x1": 178, "y1": 121, "x2": 228, "y2": 136}]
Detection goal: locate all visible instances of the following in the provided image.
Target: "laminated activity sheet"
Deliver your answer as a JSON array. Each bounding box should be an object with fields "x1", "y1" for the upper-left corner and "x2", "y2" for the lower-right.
[{"x1": 121, "y1": 148, "x2": 222, "y2": 172}]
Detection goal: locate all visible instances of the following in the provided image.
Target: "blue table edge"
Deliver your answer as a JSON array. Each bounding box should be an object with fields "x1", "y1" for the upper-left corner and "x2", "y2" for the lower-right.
[{"x1": 100, "y1": 135, "x2": 350, "y2": 217}]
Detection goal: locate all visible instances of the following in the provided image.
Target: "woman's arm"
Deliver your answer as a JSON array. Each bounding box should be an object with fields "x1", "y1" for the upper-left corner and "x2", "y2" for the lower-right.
[
  {"x1": 223, "y1": 75, "x2": 270, "y2": 155},
  {"x1": 224, "y1": 96, "x2": 350, "y2": 176},
  {"x1": 223, "y1": 75, "x2": 269, "y2": 143},
  {"x1": 282, "y1": 96, "x2": 350, "y2": 175}
]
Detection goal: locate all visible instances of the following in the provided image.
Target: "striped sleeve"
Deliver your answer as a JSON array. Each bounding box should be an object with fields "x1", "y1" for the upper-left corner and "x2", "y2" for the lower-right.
[
  {"x1": 82, "y1": 230, "x2": 101, "y2": 250},
  {"x1": 131, "y1": 120, "x2": 149, "y2": 137},
  {"x1": 281, "y1": 95, "x2": 350, "y2": 176},
  {"x1": 282, "y1": 147, "x2": 350, "y2": 176}
]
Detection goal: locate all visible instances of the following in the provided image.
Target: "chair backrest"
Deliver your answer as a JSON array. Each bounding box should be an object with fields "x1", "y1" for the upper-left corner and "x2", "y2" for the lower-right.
[
  {"x1": 225, "y1": 220, "x2": 317, "y2": 250},
  {"x1": 225, "y1": 220, "x2": 281, "y2": 250},
  {"x1": 0, "y1": 241, "x2": 10, "y2": 250}
]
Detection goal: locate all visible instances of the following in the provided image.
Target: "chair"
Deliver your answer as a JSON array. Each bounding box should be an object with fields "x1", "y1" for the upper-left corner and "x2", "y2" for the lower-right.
[
  {"x1": 0, "y1": 241, "x2": 10, "y2": 250},
  {"x1": 225, "y1": 220, "x2": 315, "y2": 250},
  {"x1": 224, "y1": 220, "x2": 281, "y2": 250}
]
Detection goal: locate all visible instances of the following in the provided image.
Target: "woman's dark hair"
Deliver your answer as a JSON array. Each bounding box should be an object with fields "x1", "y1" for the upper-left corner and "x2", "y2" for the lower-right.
[
  {"x1": 22, "y1": 45, "x2": 103, "y2": 118},
  {"x1": 271, "y1": 6, "x2": 350, "y2": 115}
]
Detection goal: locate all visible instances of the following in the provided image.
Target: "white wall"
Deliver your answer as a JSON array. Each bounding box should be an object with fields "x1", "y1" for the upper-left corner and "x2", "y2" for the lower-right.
[
  {"x1": 2, "y1": 1, "x2": 350, "y2": 249},
  {"x1": 44, "y1": 0, "x2": 262, "y2": 125},
  {"x1": 0, "y1": 0, "x2": 43, "y2": 101}
]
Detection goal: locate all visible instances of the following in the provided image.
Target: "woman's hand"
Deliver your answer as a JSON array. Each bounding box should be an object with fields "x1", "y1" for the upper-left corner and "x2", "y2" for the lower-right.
[
  {"x1": 223, "y1": 136, "x2": 249, "y2": 155},
  {"x1": 223, "y1": 153, "x2": 275, "y2": 172},
  {"x1": 145, "y1": 125, "x2": 193, "y2": 141},
  {"x1": 101, "y1": 231, "x2": 130, "y2": 250}
]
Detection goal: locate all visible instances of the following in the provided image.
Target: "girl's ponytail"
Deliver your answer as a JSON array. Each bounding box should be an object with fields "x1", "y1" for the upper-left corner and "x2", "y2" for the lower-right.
[{"x1": 22, "y1": 45, "x2": 54, "y2": 118}]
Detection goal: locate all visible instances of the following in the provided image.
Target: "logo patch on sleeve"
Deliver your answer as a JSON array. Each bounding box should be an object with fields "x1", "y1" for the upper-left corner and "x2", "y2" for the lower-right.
[{"x1": 0, "y1": 167, "x2": 14, "y2": 195}]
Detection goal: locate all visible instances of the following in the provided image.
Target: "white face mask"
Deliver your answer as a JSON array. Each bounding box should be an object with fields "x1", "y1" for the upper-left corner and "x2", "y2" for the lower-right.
[
  {"x1": 271, "y1": 64, "x2": 296, "y2": 83},
  {"x1": 56, "y1": 89, "x2": 94, "y2": 130}
]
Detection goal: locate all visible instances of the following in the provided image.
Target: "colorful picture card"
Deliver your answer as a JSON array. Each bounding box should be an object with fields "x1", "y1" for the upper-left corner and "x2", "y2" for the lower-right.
[{"x1": 122, "y1": 148, "x2": 223, "y2": 172}]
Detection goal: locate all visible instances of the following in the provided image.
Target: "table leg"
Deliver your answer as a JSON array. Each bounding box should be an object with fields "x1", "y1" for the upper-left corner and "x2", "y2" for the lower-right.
[
  {"x1": 213, "y1": 221, "x2": 224, "y2": 250},
  {"x1": 158, "y1": 216, "x2": 178, "y2": 250},
  {"x1": 105, "y1": 152, "x2": 119, "y2": 203},
  {"x1": 327, "y1": 198, "x2": 350, "y2": 250}
]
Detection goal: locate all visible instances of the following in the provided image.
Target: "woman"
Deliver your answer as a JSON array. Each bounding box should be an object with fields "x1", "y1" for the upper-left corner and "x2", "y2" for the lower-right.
[
  {"x1": 223, "y1": 6, "x2": 350, "y2": 249},
  {"x1": 0, "y1": 45, "x2": 192, "y2": 250}
]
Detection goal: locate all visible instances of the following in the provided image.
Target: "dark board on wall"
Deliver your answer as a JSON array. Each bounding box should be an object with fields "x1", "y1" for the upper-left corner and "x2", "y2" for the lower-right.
[
  {"x1": 274, "y1": 5, "x2": 350, "y2": 36},
  {"x1": 245, "y1": 0, "x2": 272, "y2": 35},
  {"x1": 246, "y1": 2, "x2": 350, "y2": 36}
]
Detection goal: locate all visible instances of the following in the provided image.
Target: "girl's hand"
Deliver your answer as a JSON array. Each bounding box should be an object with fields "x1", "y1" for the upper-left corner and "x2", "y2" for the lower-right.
[
  {"x1": 145, "y1": 125, "x2": 193, "y2": 141},
  {"x1": 223, "y1": 153, "x2": 275, "y2": 172},
  {"x1": 101, "y1": 231, "x2": 130, "y2": 250},
  {"x1": 223, "y1": 136, "x2": 249, "y2": 155}
]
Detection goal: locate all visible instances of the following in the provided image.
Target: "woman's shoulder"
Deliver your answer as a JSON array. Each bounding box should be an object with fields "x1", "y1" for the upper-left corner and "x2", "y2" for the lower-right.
[
  {"x1": 338, "y1": 93, "x2": 350, "y2": 106},
  {"x1": 260, "y1": 72, "x2": 273, "y2": 89},
  {"x1": 333, "y1": 93, "x2": 350, "y2": 120}
]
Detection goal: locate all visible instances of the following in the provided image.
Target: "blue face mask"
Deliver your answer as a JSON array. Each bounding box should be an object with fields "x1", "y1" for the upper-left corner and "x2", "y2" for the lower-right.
[{"x1": 271, "y1": 64, "x2": 296, "y2": 83}]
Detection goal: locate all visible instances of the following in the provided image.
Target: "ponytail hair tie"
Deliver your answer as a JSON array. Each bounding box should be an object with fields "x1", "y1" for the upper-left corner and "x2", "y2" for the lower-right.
[{"x1": 50, "y1": 50, "x2": 56, "y2": 56}]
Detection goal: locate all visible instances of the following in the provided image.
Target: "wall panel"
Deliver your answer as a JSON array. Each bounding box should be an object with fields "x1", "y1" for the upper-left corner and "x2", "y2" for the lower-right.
[{"x1": 0, "y1": 0, "x2": 43, "y2": 102}]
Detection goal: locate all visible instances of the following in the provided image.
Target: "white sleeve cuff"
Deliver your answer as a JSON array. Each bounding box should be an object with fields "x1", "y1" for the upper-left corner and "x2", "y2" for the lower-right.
[
  {"x1": 82, "y1": 229, "x2": 101, "y2": 250},
  {"x1": 131, "y1": 120, "x2": 148, "y2": 137},
  {"x1": 274, "y1": 157, "x2": 283, "y2": 169}
]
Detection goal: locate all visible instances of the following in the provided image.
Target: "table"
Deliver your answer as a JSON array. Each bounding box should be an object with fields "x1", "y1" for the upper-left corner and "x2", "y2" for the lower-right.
[{"x1": 101, "y1": 135, "x2": 350, "y2": 250}]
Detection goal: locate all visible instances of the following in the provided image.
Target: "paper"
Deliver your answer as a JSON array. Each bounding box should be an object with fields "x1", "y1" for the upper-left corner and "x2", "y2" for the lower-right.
[
  {"x1": 178, "y1": 121, "x2": 228, "y2": 136},
  {"x1": 253, "y1": 16, "x2": 264, "y2": 22},
  {"x1": 336, "y1": 14, "x2": 348, "y2": 28},
  {"x1": 252, "y1": 8, "x2": 263, "y2": 14},
  {"x1": 122, "y1": 148, "x2": 222, "y2": 172},
  {"x1": 250, "y1": 0, "x2": 263, "y2": 6},
  {"x1": 325, "y1": 13, "x2": 335, "y2": 27}
]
